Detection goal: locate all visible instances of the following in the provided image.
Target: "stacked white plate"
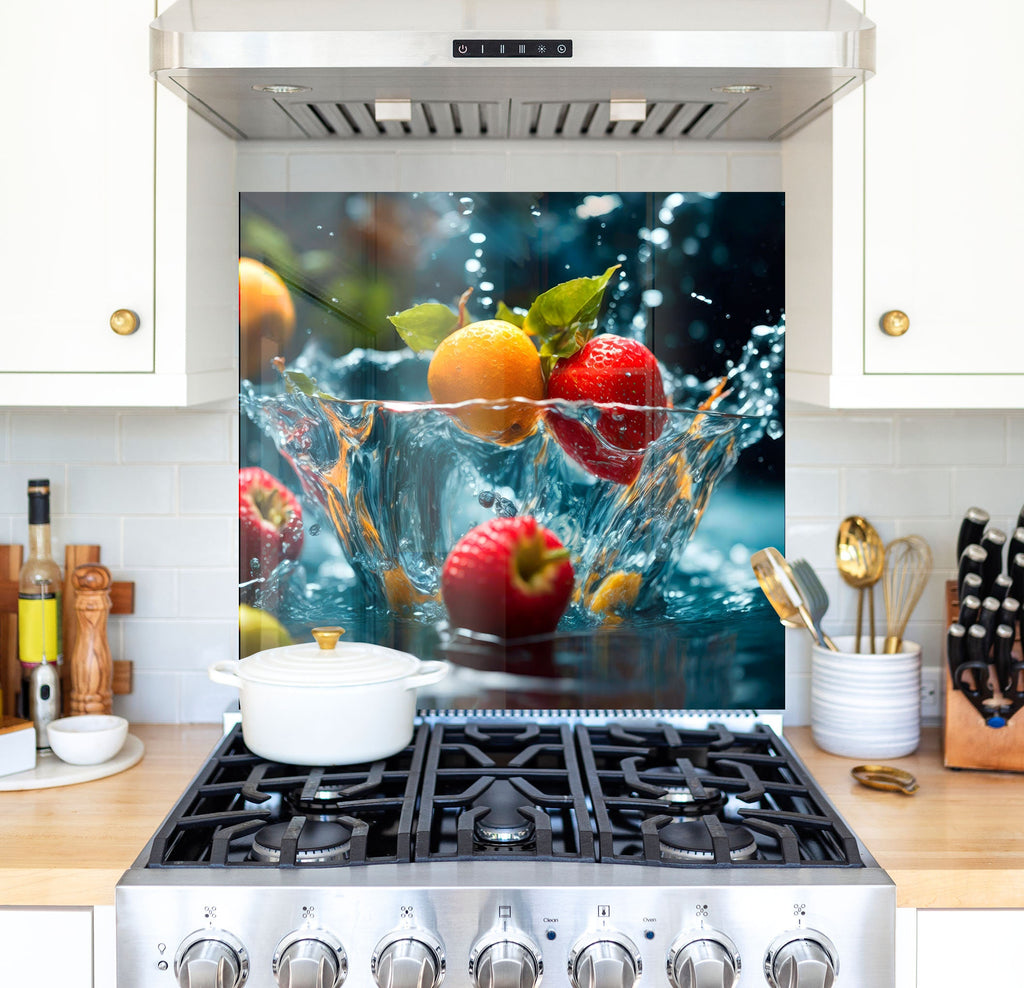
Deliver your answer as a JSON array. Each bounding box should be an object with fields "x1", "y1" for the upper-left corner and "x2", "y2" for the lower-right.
[{"x1": 810, "y1": 635, "x2": 921, "y2": 759}]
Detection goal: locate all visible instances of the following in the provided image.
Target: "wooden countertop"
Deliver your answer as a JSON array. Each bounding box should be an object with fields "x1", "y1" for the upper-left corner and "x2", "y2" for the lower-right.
[{"x1": 1, "y1": 725, "x2": 1020, "y2": 909}]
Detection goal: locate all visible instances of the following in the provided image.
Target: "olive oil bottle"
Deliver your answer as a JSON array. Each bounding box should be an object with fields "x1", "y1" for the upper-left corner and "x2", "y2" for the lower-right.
[{"x1": 18, "y1": 479, "x2": 62, "y2": 722}]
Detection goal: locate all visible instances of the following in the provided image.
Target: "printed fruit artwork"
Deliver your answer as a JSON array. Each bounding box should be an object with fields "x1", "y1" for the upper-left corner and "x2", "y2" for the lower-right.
[
  {"x1": 547, "y1": 335, "x2": 668, "y2": 485},
  {"x1": 427, "y1": 319, "x2": 544, "y2": 444},
  {"x1": 238, "y1": 603, "x2": 293, "y2": 657},
  {"x1": 441, "y1": 516, "x2": 575, "y2": 639},
  {"x1": 239, "y1": 467, "x2": 304, "y2": 583},
  {"x1": 239, "y1": 257, "x2": 296, "y2": 382}
]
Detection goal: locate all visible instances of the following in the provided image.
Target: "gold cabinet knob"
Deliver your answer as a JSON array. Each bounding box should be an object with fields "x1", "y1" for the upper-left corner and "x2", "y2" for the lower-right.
[
  {"x1": 880, "y1": 310, "x2": 910, "y2": 337},
  {"x1": 109, "y1": 308, "x2": 140, "y2": 336}
]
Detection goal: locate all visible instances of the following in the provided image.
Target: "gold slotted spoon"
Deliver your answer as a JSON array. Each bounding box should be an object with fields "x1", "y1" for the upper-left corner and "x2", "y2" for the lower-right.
[{"x1": 836, "y1": 516, "x2": 885, "y2": 653}]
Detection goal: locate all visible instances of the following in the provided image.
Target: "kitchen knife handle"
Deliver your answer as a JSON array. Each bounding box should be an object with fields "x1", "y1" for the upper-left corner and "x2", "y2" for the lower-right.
[
  {"x1": 998, "y1": 596, "x2": 1020, "y2": 633},
  {"x1": 980, "y1": 529, "x2": 1007, "y2": 589},
  {"x1": 946, "y1": 623, "x2": 966, "y2": 689},
  {"x1": 964, "y1": 624, "x2": 993, "y2": 698},
  {"x1": 958, "y1": 544, "x2": 988, "y2": 599},
  {"x1": 1008, "y1": 527, "x2": 1024, "y2": 570},
  {"x1": 994, "y1": 624, "x2": 1016, "y2": 695},
  {"x1": 1010, "y1": 552, "x2": 1024, "y2": 605},
  {"x1": 957, "y1": 506, "x2": 990, "y2": 563},
  {"x1": 978, "y1": 596, "x2": 1002, "y2": 649},
  {"x1": 990, "y1": 574, "x2": 1014, "y2": 603},
  {"x1": 958, "y1": 593, "x2": 982, "y2": 629}
]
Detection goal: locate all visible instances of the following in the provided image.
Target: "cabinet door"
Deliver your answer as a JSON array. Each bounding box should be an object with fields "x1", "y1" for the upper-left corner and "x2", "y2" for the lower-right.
[
  {"x1": 0, "y1": 0, "x2": 154, "y2": 374},
  {"x1": 916, "y1": 910, "x2": 1021, "y2": 984},
  {"x1": 0, "y1": 907, "x2": 94, "y2": 988},
  {"x1": 863, "y1": 0, "x2": 1024, "y2": 375}
]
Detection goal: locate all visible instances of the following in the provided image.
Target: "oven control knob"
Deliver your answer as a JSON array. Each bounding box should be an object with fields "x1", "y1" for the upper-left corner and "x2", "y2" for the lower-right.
[
  {"x1": 764, "y1": 931, "x2": 838, "y2": 988},
  {"x1": 174, "y1": 930, "x2": 249, "y2": 988},
  {"x1": 372, "y1": 931, "x2": 445, "y2": 988},
  {"x1": 668, "y1": 932, "x2": 740, "y2": 988},
  {"x1": 470, "y1": 934, "x2": 543, "y2": 988},
  {"x1": 273, "y1": 931, "x2": 347, "y2": 988},
  {"x1": 568, "y1": 934, "x2": 642, "y2": 988}
]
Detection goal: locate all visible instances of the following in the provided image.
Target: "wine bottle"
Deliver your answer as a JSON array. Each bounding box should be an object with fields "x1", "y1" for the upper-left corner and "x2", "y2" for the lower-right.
[{"x1": 18, "y1": 479, "x2": 62, "y2": 719}]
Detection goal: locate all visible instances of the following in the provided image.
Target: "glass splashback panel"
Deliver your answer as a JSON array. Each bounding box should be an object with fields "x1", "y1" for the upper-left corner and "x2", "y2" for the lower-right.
[{"x1": 239, "y1": 191, "x2": 785, "y2": 711}]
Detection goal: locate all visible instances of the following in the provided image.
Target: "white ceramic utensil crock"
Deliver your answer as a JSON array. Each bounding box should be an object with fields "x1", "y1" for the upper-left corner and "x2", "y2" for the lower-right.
[{"x1": 209, "y1": 626, "x2": 448, "y2": 765}]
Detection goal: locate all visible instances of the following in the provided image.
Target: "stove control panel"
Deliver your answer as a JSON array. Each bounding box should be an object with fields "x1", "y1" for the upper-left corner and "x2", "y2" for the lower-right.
[
  {"x1": 764, "y1": 930, "x2": 839, "y2": 988},
  {"x1": 667, "y1": 931, "x2": 740, "y2": 988},
  {"x1": 120, "y1": 880, "x2": 892, "y2": 988}
]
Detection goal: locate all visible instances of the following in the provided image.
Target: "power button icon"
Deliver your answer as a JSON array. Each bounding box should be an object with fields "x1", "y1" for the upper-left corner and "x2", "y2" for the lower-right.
[{"x1": 458, "y1": 44, "x2": 468, "y2": 54}]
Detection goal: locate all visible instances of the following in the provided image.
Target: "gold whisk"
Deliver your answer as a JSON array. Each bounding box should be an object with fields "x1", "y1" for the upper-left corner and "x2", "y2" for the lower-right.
[{"x1": 882, "y1": 535, "x2": 933, "y2": 654}]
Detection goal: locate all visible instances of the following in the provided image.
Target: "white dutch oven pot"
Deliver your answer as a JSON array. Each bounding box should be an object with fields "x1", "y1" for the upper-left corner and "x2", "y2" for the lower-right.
[{"x1": 209, "y1": 626, "x2": 448, "y2": 765}]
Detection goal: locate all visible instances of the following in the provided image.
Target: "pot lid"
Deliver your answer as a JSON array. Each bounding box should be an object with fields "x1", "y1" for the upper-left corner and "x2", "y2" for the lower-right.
[{"x1": 238, "y1": 627, "x2": 423, "y2": 687}]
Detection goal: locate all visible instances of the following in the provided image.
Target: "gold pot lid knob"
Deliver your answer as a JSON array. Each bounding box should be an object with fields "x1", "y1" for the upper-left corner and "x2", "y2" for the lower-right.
[
  {"x1": 109, "y1": 308, "x2": 140, "y2": 336},
  {"x1": 880, "y1": 310, "x2": 910, "y2": 337},
  {"x1": 311, "y1": 626, "x2": 345, "y2": 650}
]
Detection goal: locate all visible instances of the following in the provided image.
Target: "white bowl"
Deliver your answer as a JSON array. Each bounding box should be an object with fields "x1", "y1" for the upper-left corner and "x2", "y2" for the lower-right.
[{"x1": 47, "y1": 715, "x2": 128, "y2": 765}]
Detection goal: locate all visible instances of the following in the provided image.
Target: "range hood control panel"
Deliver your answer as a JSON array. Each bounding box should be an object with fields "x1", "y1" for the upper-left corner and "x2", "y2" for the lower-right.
[{"x1": 452, "y1": 40, "x2": 573, "y2": 58}]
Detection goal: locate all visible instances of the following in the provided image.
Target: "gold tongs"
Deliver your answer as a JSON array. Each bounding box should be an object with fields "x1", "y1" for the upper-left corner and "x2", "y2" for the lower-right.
[{"x1": 850, "y1": 764, "x2": 919, "y2": 795}]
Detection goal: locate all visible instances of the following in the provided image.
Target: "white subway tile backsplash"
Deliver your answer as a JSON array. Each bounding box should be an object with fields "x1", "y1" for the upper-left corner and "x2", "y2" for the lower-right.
[
  {"x1": 181, "y1": 465, "x2": 237, "y2": 515},
  {"x1": 786, "y1": 415, "x2": 893, "y2": 466},
  {"x1": 843, "y1": 468, "x2": 951, "y2": 518},
  {"x1": 178, "y1": 568, "x2": 238, "y2": 620},
  {"x1": 617, "y1": 152, "x2": 728, "y2": 190},
  {"x1": 122, "y1": 618, "x2": 236, "y2": 671},
  {"x1": 121, "y1": 412, "x2": 232, "y2": 463},
  {"x1": 118, "y1": 568, "x2": 179, "y2": 619},
  {"x1": 180, "y1": 671, "x2": 239, "y2": 724},
  {"x1": 113, "y1": 670, "x2": 181, "y2": 724},
  {"x1": 950, "y1": 467, "x2": 1024, "y2": 523},
  {"x1": 236, "y1": 150, "x2": 288, "y2": 191},
  {"x1": 38, "y1": 517, "x2": 124, "y2": 569},
  {"x1": 9, "y1": 412, "x2": 117, "y2": 463},
  {"x1": 784, "y1": 468, "x2": 839, "y2": 517},
  {"x1": 0, "y1": 464, "x2": 67, "y2": 514},
  {"x1": 68, "y1": 465, "x2": 176, "y2": 515},
  {"x1": 898, "y1": 413, "x2": 1006, "y2": 466},
  {"x1": 397, "y1": 153, "x2": 508, "y2": 191},
  {"x1": 123, "y1": 517, "x2": 234, "y2": 568},
  {"x1": 508, "y1": 152, "x2": 617, "y2": 190},
  {"x1": 289, "y1": 152, "x2": 399, "y2": 191},
  {"x1": 784, "y1": 521, "x2": 843, "y2": 570},
  {"x1": 1008, "y1": 416, "x2": 1024, "y2": 464},
  {"x1": 728, "y1": 154, "x2": 783, "y2": 190}
]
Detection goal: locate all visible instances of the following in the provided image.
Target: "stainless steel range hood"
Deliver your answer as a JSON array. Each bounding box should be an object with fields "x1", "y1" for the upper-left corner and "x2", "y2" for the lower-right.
[{"x1": 151, "y1": 0, "x2": 874, "y2": 142}]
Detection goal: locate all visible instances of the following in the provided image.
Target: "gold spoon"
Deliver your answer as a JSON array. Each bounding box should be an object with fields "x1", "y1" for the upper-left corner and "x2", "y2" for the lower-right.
[
  {"x1": 750, "y1": 547, "x2": 827, "y2": 649},
  {"x1": 836, "y1": 516, "x2": 886, "y2": 653}
]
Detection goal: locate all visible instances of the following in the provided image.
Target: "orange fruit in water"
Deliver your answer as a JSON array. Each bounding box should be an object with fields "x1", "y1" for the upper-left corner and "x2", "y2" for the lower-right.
[
  {"x1": 427, "y1": 320, "x2": 544, "y2": 444},
  {"x1": 239, "y1": 257, "x2": 296, "y2": 381}
]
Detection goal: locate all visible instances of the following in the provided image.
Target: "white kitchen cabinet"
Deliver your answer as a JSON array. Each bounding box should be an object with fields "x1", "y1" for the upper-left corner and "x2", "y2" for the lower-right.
[
  {"x1": 0, "y1": 0, "x2": 236, "y2": 407},
  {"x1": 916, "y1": 910, "x2": 1022, "y2": 985},
  {"x1": 784, "y1": 0, "x2": 1024, "y2": 408},
  {"x1": 0, "y1": 907, "x2": 94, "y2": 987}
]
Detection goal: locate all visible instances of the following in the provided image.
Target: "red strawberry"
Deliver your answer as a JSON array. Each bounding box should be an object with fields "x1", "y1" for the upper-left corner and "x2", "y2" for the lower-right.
[
  {"x1": 441, "y1": 516, "x2": 574, "y2": 639},
  {"x1": 547, "y1": 335, "x2": 668, "y2": 485},
  {"x1": 239, "y1": 467, "x2": 304, "y2": 583}
]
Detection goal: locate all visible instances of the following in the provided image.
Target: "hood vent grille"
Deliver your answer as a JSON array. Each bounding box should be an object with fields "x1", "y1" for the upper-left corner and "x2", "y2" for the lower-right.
[{"x1": 280, "y1": 98, "x2": 736, "y2": 140}]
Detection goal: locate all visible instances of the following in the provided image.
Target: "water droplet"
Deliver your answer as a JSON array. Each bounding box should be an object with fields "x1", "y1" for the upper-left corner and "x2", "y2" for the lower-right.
[
  {"x1": 469, "y1": 232, "x2": 487, "y2": 244},
  {"x1": 767, "y1": 420, "x2": 784, "y2": 440},
  {"x1": 309, "y1": 523, "x2": 321, "y2": 536},
  {"x1": 465, "y1": 258, "x2": 482, "y2": 274},
  {"x1": 642, "y1": 289, "x2": 663, "y2": 308}
]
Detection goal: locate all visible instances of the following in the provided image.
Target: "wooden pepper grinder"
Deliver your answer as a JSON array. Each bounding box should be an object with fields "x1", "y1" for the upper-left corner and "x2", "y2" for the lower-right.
[{"x1": 69, "y1": 564, "x2": 113, "y2": 715}]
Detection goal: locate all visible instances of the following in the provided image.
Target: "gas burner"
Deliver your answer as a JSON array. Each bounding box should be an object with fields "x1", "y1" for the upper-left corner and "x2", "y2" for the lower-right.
[
  {"x1": 285, "y1": 785, "x2": 353, "y2": 820},
  {"x1": 657, "y1": 821, "x2": 757, "y2": 863},
  {"x1": 656, "y1": 785, "x2": 727, "y2": 818},
  {"x1": 471, "y1": 780, "x2": 536, "y2": 845},
  {"x1": 251, "y1": 820, "x2": 352, "y2": 864}
]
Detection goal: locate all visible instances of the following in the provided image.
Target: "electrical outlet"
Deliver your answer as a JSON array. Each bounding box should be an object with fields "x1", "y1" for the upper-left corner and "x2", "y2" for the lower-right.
[{"x1": 920, "y1": 667, "x2": 942, "y2": 721}]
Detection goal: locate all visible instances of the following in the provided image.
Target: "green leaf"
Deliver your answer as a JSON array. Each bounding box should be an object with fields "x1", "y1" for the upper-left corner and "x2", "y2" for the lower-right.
[
  {"x1": 387, "y1": 303, "x2": 459, "y2": 352},
  {"x1": 495, "y1": 301, "x2": 526, "y2": 329},
  {"x1": 524, "y1": 265, "x2": 620, "y2": 367},
  {"x1": 280, "y1": 369, "x2": 319, "y2": 396}
]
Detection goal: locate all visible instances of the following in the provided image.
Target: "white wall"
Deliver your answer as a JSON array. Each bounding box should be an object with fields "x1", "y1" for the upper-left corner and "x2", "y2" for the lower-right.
[{"x1": 3, "y1": 142, "x2": 1019, "y2": 724}]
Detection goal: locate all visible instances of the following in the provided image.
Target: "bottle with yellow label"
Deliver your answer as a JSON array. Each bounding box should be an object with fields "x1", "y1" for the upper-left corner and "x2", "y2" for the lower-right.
[{"x1": 18, "y1": 479, "x2": 62, "y2": 715}]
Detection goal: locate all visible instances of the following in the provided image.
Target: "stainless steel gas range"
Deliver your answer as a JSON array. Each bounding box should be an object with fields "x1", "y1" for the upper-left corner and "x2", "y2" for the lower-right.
[{"x1": 116, "y1": 714, "x2": 894, "y2": 988}]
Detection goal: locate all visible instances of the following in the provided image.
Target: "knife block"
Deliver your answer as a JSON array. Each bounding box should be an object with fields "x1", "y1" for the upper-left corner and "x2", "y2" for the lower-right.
[{"x1": 943, "y1": 580, "x2": 1024, "y2": 772}]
